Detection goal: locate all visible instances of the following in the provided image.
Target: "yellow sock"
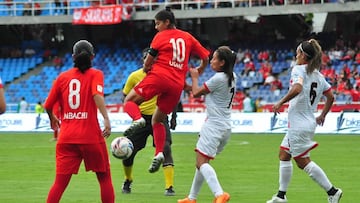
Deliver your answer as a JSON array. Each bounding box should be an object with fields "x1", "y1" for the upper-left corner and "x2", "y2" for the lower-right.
[
  {"x1": 123, "y1": 165, "x2": 133, "y2": 181},
  {"x1": 163, "y1": 165, "x2": 174, "y2": 189}
]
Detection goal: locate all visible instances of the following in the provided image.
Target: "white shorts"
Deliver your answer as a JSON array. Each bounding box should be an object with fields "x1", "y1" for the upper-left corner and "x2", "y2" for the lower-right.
[
  {"x1": 280, "y1": 129, "x2": 318, "y2": 158},
  {"x1": 196, "y1": 120, "x2": 231, "y2": 159}
]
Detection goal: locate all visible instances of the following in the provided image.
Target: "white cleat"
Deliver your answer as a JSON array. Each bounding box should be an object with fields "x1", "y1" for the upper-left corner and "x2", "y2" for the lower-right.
[
  {"x1": 328, "y1": 188, "x2": 343, "y2": 203},
  {"x1": 266, "y1": 195, "x2": 288, "y2": 203}
]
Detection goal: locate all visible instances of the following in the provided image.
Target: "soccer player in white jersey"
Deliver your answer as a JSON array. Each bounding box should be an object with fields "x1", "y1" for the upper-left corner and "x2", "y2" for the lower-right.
[
  {"x1": 266, "y1": 39, "x2": 342, "y2": 203},
  {"x1": 178, "y1": 46, "x2": 236, "y2": 203}
]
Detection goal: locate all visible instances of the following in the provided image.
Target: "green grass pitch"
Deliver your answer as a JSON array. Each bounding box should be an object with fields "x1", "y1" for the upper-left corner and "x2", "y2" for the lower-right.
[{"x1": 0, "y1": 132, "x2": 358, "y2": 203}]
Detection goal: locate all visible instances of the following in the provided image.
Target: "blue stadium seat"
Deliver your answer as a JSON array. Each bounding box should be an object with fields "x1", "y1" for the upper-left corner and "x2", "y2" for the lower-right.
[
  {"x1": 0, "y1": 5, "x2": 9, "y2": 16},
  {"x1": 41, "y1": 3, "x2": 55, "y2": 16},
  {"x1": 5, "y1": 44, "x2": 354, "y2": 106}
]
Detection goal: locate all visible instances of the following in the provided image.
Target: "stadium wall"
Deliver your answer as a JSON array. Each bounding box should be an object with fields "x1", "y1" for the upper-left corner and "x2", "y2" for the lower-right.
[
  {"x1": 0, "y1": 2, "x2": 359, "y2": 24},
  {"x1": 0, "y1": 112, "x2": 359, "y2": 134}
]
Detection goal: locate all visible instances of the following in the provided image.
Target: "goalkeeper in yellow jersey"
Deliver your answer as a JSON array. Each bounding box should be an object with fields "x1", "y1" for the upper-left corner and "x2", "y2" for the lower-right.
[{"x1": 120, "y1": 48, "x2": 177, "y2": 196}]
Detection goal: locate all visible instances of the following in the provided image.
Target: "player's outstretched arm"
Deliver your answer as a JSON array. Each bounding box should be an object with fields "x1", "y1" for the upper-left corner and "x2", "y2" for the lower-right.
[
  {"x1": 94, "y1": 94, "x2": 111, "y2": 138},
  {"x1": 273, "y1": 83, "x2": 302, "y2": 114},
  {"x1": 189, "y1": 68, "x2": 210, "y2": 98},
  {"x1": 45, "y1": 108, "x2": 60, "y2": 131},
  {"x1": 316, "y1": 89, "x2": 334, "y2": 126},
  {"x1": 196, "y1": 57, "x2": 209, "y2": 75}
]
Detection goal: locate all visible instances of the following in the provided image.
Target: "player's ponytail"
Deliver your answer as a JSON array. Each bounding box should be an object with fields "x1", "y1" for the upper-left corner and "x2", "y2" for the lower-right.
[
  {"x1": 298, "y1": 39, "x2": 322, "y2": 74},
  {"x1": 216, "y1": 46, "x2": 236, "y2": 87},
  {"x1": 307, "y1": 39, "x2": 322, "y2": 74},
  {"x1": 72, "y1": 40, "x2": 95, "y2": 73}
]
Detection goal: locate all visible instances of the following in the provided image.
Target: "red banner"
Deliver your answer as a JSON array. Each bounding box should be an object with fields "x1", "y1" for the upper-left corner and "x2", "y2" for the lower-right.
[{"x1": 72, "y1": 5, "x2": 124, "y2": 25}]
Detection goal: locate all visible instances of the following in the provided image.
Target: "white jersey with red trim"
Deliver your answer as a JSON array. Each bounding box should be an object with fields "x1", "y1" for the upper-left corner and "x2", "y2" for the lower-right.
[
  {"x1": 203, "y1": 72, "x2": 236, "y2": 128},
  {"x1": 288, "y1": 64, "x2": 331, "y2": 131}
]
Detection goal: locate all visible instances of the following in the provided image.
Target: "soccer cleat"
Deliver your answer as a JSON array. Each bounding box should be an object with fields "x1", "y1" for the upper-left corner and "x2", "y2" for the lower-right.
[
  {"x1": 123, "y1": 117, "x2": 146, "y2": 137},
  {"x1": 328, "y1": 188, "x2": 343, "y2": 203},
  {"x1": 266, "y1": 195, "x2": 288, "y2": 203},
  {"x1": 177, "y1": 197, "x2": 197, "y2": 203},
  {"x1": 122, "y1": 179, "x2": 132, "y2": 194},
  {"x1": 214, "y1": 192, "x2": 230, "y2": 203},
  {"x1": 148, "y1": 152, "x2": 164, "y2": 173},
  {"x1": 164, "y1": 186, "x2": 175, "y2": 196}
]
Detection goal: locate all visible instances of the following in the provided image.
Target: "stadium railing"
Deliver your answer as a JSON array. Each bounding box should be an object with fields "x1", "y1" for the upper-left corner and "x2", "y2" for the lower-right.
[{"x1": 0, "y1": 0, "x2": 350, "y2": 17}]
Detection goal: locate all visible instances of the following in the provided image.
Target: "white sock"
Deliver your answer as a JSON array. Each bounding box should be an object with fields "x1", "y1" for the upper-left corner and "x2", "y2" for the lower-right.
[
  {"x1": 188, "y1": 168, "x2": 204, "y2": 200},
  {"x1": 199, "y1": 163, "x2": 223, "y2": 197},
  {"x1": 279, "y1": 160, "x2": 293, "y2": 192},
  {"x1": 303, "y1": 161, "x2": 332, "y2": 191}
]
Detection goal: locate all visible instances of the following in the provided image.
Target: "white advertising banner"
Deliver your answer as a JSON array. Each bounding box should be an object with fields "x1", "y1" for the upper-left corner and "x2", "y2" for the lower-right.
[{"x1": 0, "y1": 112, "x2": 359, "y2": 134}]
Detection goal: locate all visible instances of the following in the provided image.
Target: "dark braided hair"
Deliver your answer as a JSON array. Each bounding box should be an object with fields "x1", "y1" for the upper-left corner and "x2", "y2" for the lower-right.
[
  {"x1": 72, "y1": 40, "x2": 95, "y2": 73},
  {"x1": 215, "y1": 46, "x2": 236, "y2": 87}
]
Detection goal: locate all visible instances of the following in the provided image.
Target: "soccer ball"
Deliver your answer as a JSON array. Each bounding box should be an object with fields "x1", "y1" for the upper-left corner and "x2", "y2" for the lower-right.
[{"x1": 110, "y1": 136, "x2": 134, "y2": 159}]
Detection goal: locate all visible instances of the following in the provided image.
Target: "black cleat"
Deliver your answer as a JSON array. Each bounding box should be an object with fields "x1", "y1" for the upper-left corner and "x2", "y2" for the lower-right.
[
  {"x1": 124, "y1": 118, "x2": 146, "y2": 137},
  {"x1": 164, "y1": 186, "x2": 175, "y2": 196},
  {"x1": 122, "y1": 179, "x2": 132, "y2": 194}
]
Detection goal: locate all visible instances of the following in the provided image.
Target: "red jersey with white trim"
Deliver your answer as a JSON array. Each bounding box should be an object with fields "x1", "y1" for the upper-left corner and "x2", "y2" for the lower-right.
[
  {"x1": 0, "y1": 77, "x2": 3, "y2": 88},
  {"x1": 150, "y1": 28, "x2": 209, "y2": 84},
  {"x1": 44, "y1": 68, "x2": 105, "y2": 144}
]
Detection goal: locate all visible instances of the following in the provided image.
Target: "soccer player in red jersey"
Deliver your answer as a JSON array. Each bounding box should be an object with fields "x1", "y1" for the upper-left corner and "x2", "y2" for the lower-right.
[
  {"x1": 44, "y1": 40, "x2": 115, "y2": 203},
  {"x1": 123, "y1": 7, "x2": 210, "y2": 173},
  {"x1": 0, "y1": 77, "x2": 6, "y2": 114}
]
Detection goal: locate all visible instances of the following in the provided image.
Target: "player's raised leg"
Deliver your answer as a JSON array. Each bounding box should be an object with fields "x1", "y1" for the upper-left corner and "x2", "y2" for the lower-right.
[{"x1": 123, "y1": 90, "x2": 146, "y2": 136}]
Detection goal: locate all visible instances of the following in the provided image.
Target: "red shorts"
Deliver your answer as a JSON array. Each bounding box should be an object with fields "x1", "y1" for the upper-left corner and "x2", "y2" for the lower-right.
[
  {"x1": 134, "y1": 73, "x2": 183, "y2": 114},
  {"x1": 55, "y1": 142, "x2": 110, "y2": 174}
]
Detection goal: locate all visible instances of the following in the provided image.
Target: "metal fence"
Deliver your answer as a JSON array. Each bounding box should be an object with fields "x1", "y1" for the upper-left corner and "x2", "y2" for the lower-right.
[{"x1": 0, "y1": 0, "x2": 350, "y2": 17}]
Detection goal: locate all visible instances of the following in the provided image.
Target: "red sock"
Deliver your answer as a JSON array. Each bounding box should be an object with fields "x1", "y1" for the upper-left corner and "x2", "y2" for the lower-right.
[
  {"x1": 96, "y1": 171, "x2": 115, "y2": 203},
  {"x1": 124, "y1": 101, "x2": 142, "y2": 120},
  {"x1": 153, "y1": 123, "x2": 165, "y2": 155},
  {"x1": 46, "y1": 174, "x2": 72, "y2": 203}
]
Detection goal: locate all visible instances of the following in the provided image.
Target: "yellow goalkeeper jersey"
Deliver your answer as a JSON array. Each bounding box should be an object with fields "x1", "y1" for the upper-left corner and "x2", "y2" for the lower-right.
[{"x1": 123, "y1": 68, "x2": 157, "y2": 115}]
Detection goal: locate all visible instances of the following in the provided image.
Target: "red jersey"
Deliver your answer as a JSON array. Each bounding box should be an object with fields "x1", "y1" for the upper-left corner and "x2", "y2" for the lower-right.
[
  {"x1": 349, "y1": 89, "x2": 360, "y2": 101},
  {"x1": 0, "y1": 77, "x2": 3, "y2": 88},
  {"x1": 271, "y1": 79, "x2": 283, "y2": 91},
  {"x1": 321, "y1": 66, "x2": 336, "y2": 79},
  {"x1": 44, "y1": 68, "x2": 105, "y2": 144},
  {"x1": 150, "y1": 28, "x2": 209, "y2": 85},
  {"x1": 355, "y1": 53, "x2": 360, "y2": 64}
]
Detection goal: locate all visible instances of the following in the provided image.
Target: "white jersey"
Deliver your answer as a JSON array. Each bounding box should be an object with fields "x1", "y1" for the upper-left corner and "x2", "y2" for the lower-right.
[
  {"x1": 288, "y1": 64, "x2": 331, "y2": 131},
  {"x1": 19, "y1": 100, "x2": 28, "y2": 113},
  {"x1": 203, "y1": 72, "x2": 237, "y2": 128},
  {"x1": 196, "y1": 72, "x2": 236, "y2": 158}
]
